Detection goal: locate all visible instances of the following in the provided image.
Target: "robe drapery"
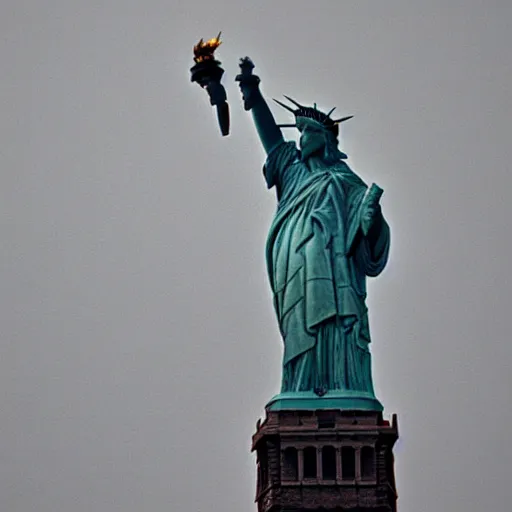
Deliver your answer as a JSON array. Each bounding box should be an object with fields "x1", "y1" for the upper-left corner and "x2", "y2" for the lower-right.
[{"x1": 264, "y1": 141, "x2": 390, "y2": 393}]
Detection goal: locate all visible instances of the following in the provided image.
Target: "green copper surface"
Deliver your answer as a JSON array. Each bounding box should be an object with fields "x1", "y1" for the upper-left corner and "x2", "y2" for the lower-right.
[
  {"x1": 267, "y1": 391, "x2": 383, "y2": 412},
  {"x1": 236, "y1": 59, "x2": 390, "y2": 409}
]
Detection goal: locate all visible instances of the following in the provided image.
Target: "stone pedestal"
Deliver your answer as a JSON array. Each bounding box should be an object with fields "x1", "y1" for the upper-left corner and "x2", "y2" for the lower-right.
[{"x1": 252, "y1": 409, "x2": 398, "y2": 512}]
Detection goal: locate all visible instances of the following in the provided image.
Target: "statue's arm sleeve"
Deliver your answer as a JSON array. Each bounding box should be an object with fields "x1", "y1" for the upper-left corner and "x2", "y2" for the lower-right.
[
  {"x1": 237, "y1": 69, "x2": 284, "y2": 155},
  {"x1": 249, "y1": 92, "x2": 285, "y2": 155},
  {"x1": 356, "y1": 212, "x2": 391, "y2": 277},
  {"x1": 262, "y1": 140, "x2": 298, "y2": 193}
]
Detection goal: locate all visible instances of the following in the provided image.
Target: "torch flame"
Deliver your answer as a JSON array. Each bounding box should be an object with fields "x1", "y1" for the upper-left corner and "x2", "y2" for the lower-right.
[{"x1": 193, "y1": 31, "x2": 222, "y2": 63}]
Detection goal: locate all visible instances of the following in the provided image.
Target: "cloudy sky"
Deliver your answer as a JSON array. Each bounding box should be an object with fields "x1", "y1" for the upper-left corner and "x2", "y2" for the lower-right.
[{"x1": 2, "y1": 1, "x2": 511, "y2": 511}]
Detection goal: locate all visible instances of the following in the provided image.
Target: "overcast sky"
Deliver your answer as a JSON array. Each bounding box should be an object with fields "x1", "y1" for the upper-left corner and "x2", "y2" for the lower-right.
[{"x1": 1, "y1": 1, "x2": 511, "y2": 511}]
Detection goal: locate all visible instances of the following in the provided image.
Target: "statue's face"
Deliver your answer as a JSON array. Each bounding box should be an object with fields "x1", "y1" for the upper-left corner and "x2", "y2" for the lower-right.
[{"x1": 297, "y1": 118, "x2": 326, "y2": 160}]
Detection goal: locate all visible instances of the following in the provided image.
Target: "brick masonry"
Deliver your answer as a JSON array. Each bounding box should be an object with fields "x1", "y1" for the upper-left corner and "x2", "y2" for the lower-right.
[{"x1": 252, "y1": 409, "x2": 398, "y2": 512}]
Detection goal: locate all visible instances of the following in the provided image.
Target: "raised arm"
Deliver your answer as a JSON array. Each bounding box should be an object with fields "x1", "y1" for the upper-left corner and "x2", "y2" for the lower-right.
[{"x1": 235, "y1": 57, "x2": 284, "y2": 155}]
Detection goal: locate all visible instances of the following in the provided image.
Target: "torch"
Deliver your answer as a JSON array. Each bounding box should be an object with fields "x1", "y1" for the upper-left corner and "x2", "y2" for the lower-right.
[{"x1": 190, "y1": 32, "x2": 230, "y2": 136}]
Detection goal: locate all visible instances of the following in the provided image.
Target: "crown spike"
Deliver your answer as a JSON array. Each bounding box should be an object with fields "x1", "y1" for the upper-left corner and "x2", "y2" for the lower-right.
[
  {"x1": 283, "y1": 95, "x2": 305, "y2": 109},
  {"x1": 274, "y1": 95, "x2": 351, "y2": 135},
  {"x1": 273, "y1": 98, "x2": 296, "y2": 114},
  {"x1": 333, "y1": 115, "x2": 354, "y2": 124}
]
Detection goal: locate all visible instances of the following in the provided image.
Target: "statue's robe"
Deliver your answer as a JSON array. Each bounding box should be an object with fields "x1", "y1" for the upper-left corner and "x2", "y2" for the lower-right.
[{"x1": 264, "y1": 141, "x2": 390, "y2": 393}]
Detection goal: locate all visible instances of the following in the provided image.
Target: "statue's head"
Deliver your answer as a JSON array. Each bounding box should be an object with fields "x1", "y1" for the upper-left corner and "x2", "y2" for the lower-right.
[
  {"x1": 274, "y1": 96, "x2": 352, "y2": 163},
  {"x1": 296, "y1": 117, "x2": 339, "y2": 162}
]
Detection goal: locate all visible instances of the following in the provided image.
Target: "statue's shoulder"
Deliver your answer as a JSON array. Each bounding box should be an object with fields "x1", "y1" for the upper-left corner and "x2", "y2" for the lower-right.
[
  {"x1": 267, "y1": 139, "x2": 298, "y2": 158},
  {"x1": 265, "y1": 140, "x2": 299, "y2": 170},
  {"x1": 331, "y1": 161, "x2": 367, "y2": 189},
  {"x1": 263, "y1": 141, "x2": 302, "y2": 192}
]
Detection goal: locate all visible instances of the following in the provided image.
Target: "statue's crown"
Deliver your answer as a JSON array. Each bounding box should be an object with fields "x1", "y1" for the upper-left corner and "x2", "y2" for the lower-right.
[{"x1": 273, "y1": 96, "x2": 353, "y2": 136}]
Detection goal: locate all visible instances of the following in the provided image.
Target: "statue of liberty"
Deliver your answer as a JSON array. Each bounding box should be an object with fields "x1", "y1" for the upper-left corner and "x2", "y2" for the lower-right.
[{"x1": 236, "y1": 58, "x2": 390, "y2": 410}]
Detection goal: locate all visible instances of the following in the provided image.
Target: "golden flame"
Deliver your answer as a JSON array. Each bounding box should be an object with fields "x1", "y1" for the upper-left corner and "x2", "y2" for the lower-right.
[{"x1": 193, "y1": 32, "x2": 222, "y2": 63}]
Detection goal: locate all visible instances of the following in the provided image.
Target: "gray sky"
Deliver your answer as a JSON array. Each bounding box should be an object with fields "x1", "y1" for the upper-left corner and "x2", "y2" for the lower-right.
[{"x1": 1, "y1": 1, "x2": 511, "y2": 511}]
